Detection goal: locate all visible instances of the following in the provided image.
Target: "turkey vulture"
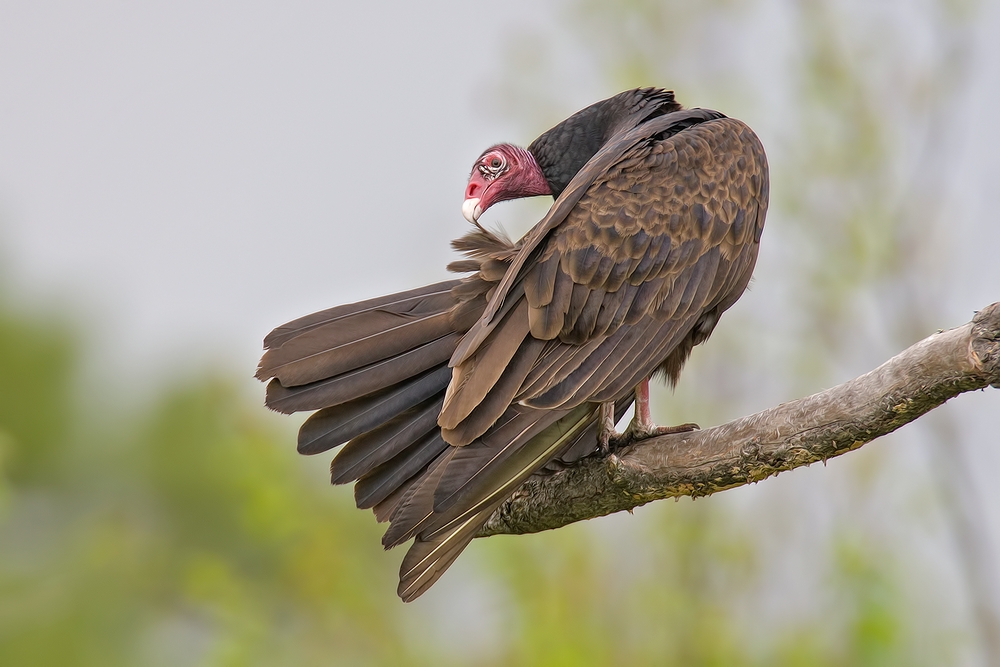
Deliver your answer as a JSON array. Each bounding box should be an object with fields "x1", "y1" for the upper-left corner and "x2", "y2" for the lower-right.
[{"x1": 257, "y1": 88, "x2": 769, "y2": 601}]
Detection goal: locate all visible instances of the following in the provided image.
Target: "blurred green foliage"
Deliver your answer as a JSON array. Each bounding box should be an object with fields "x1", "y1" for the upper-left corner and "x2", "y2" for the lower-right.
[
  {"x1": 0, "y1": 290, "x2": 946, "y2": 665},
  {"x1": 0, "y1": 303, "x2": 76, "y2": 484}
]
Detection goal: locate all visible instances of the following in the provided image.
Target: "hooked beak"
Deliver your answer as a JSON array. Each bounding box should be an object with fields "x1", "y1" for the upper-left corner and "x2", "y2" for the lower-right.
[
  {"x1": 463, "y1": 170, "x2": 490, "y2": 223},
  {"x1": 462, "y1": 197, "x2": 482, "y2": 223}
]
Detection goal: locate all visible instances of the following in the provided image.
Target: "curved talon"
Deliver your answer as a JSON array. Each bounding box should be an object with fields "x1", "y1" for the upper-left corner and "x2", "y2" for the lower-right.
[
  {"x1": 625, "y1": 420, "x2": 700, "y2": 442},
  {"x1": 623, "y1": 378, "x2": 701, "y2": 443}
]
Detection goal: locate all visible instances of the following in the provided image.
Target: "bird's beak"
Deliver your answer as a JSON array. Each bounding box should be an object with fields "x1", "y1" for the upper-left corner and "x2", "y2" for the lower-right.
[
  {"x1": 463, "y1": 171, "x2": 490, "y2": 223},
  {"x1": 462, "y1": 197, "x2": 482, "y2": 223}
]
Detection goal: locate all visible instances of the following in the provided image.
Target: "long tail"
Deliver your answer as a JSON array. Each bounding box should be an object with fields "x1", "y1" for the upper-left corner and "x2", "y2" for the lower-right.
[
  {"x1": 256, "y1": 228, "x2": 516, "y2": 519},
  {"x1": 257, "y1": 227, "x2": 628, "y2": 600}
]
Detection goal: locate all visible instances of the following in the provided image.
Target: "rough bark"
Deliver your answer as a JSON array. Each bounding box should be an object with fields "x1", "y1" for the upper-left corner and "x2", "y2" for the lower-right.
[{"x1": 479, "y1": 301, "x2": 1000, "y2": 538}]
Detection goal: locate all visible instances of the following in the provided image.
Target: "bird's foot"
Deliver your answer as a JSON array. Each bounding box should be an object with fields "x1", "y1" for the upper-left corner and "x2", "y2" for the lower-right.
[
  {"x1": 622, "y1": 420, "x2": 700, "y2": 444},
  {"x1": 598, "y1": 429, "x2": 635, "y2": 456},
  {"x1": 597, "y1": 400, "x2": 698, "y2": 455},
  {"x1": 624, "y1": 378, "x2": 699, "y2": 445}
]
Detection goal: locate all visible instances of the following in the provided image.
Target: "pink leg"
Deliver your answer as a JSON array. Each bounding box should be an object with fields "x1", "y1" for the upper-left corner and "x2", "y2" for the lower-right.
[
  {"x1": 635, "y1": 378, "x2": 654, "y2": 427},
  {"x1": 624, "y1": 377, "x2": 699, "y2": 441}
]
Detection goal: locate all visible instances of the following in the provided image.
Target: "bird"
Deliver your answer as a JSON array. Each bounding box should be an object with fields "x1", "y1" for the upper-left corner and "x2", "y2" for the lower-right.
[{"x1": 257, "y1": 88, "x2": 769, "y2": 601}]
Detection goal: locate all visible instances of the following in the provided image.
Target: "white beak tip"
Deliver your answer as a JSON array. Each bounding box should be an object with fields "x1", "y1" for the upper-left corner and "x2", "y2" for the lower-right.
[{"x1": 462, "y1": 198, "x2": 482, "y2": 223}]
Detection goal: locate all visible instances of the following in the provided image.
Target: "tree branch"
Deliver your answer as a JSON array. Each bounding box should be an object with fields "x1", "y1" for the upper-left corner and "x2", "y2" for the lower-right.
[{"x1": 479, "y1": 302, "x2": 1000, "y2": 538}]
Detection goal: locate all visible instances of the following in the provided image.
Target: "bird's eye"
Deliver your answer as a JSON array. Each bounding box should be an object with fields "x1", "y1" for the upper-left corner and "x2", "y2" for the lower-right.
[{"x1": 477, "y1": 153, "x2": 507, "y2": 180}]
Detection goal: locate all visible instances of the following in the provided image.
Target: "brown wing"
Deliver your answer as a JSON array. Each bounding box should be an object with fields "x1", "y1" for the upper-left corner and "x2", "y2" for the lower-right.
[{"x1": 439, "y1": 114, "x2": 768, "y2": 440}]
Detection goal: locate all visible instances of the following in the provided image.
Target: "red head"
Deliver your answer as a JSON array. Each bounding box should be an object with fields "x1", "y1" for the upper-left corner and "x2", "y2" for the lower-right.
[{"x1": 463, "y1": 144, "x2": 552, "y2": 223}]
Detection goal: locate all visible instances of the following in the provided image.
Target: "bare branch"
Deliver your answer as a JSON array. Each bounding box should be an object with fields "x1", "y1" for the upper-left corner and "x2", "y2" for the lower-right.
[{"x1": 479, "y1": 302, "x2": 1000, "y2": 538}]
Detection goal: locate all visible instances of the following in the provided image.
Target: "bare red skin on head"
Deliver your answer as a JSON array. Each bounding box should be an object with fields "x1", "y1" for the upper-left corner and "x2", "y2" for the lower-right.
[{"x1": 464, "y1": 144, "x2": 551, "y2": 218}]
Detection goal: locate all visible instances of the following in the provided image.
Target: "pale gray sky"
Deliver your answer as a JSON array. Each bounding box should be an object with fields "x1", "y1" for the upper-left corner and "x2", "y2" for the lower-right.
[
  {"x1": 0, "y1": 1, "x2": 550, "y2": 377},
  {"x1": 2, "y1": 1, "x2": 997, "y2": 385}
]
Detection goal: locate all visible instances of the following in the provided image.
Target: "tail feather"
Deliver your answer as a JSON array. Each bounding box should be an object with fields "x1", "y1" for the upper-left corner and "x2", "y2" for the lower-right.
[
  {"x1": 381, "y1": 449, "x2": 455, "y2": 548},
  {"x1": 371, "y1": 474, "x2": 419, "y2": 524},
  {"x1": 264, "y1": 334, "x2": 458, "y2": 414},
  {"x1": 261, "y1": 280, "x2": 460, "y2": 351},
  {"x1": 331, "y1": 396, "x2": 444, "y2": 484},
  {"x1": 258, "y1": 227, "x2": 622, "y2": 602},
  {"x1": 355, "y1": 431, "x2": 450, "y2": 511},
  {"x1": 262, "y1": 309, "x2": 456, "y2": 387},
  {"x1": 295, "y1": 365, "x2": 452, "y2": 455},
  {"x1": 397, "y1": 506, "x2": 493, "y2": 603}
]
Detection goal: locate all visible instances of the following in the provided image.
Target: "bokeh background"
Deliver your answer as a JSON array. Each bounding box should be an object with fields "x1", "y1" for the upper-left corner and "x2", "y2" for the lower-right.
[{"x1": 1, "y1": 1, "x2": 999, "y2": 665}]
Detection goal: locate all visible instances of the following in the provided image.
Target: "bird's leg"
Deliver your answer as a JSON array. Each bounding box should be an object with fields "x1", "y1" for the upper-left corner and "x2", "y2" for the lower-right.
[
  {"x1": 597, "y1": 400, "x2": 619, "y2": 455},
  {"x1": 624, "y1": 377, "x2": 700, "y2": 442}
]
